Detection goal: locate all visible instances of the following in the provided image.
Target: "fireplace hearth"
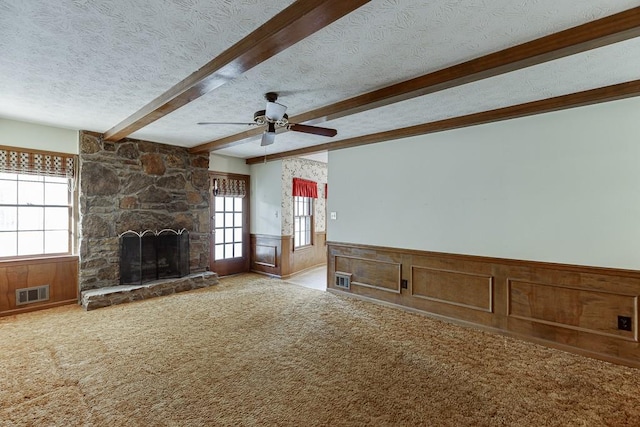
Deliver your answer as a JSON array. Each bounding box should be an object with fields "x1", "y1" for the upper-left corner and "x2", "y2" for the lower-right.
[{"x1": 119, "y1": 229, "x2": 190, "y2": 285}]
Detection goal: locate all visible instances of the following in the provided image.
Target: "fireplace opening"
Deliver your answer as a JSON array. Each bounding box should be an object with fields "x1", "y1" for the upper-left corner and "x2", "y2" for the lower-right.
[{"x1": 119, "y1": 229, "x2": 190, "y2": 285}]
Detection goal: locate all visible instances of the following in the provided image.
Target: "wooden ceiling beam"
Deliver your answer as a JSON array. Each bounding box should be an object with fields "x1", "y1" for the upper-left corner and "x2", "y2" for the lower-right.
[
  {"x1": 103, "y1": 0, "x2": 371, "y2": 142},
  {"x1": 245, "y1": 79, "x2": 640, "y2": 164},
  {"x1": 192, "y1": 6, "x2": 640, "y2": 153}
]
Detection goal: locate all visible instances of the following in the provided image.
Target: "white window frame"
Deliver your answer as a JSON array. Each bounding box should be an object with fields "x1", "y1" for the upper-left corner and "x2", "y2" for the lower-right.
[
  {"x1": 0, "y1": 172, "x2": 75, "y2": 259},
  {"x1": 293, "y1": 195, "x2": 313, "y2": 248}
]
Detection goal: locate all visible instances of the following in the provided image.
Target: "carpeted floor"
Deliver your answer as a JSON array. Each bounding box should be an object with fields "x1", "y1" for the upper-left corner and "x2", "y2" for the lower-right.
[{"x1": 1, "y1": 273, "x2": 639, "y2": 426}]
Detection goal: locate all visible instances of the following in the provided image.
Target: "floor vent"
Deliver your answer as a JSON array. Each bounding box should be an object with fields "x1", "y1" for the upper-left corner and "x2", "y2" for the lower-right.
[
  {"x1": 16, "y1": 285, "x2": 50, "y2": 305},
  {"x1": 335, "y1": 272, "x2": 351, "y2": 290}
]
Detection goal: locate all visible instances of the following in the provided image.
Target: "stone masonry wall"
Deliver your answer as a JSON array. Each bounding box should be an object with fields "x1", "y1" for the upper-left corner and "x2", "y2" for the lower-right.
[{"x1": 79, "y1": 131, "x2": 210, "y2": 291}]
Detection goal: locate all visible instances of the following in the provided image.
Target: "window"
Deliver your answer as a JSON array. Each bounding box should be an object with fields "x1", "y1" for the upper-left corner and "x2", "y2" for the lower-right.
[
  {"x1": 294, "y1": 196, "x2": 313, "y2": 248},
  {"x1": 0, "y1": 173, "x2": 73, "y2": 257},
  {"x1": 214, "y1": 196, "x2": 243, "y2": 260}
]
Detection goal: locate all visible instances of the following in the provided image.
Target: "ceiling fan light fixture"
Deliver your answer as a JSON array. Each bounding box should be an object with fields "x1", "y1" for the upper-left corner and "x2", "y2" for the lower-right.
[{"x1": 265, "y1": 101, "x2": 287, "y2": 121}]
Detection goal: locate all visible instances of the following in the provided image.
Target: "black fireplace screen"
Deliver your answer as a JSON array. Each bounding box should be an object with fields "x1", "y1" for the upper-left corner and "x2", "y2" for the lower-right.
[{"x1": 119, "y1": 229, "x2": 190, "y2": 285}]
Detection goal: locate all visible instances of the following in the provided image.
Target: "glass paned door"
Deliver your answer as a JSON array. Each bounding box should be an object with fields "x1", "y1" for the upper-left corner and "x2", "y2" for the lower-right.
[
  {"x1": 214, "y1": 196, "x2": 243, "y2": 260},
  {"x1": 210, "y1": 173, "x2": 249, "y2": 276}
]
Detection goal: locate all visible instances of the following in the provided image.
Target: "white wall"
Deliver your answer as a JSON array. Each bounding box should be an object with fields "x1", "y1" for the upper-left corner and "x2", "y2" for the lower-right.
[
  {"x1": 328, "y1": 97, "x2": 640, "y2": 270},
  {"x1": 209, "y1": 153, "x2": 250, "y2": 175},
  {"x1": 250, "y1": 160, "x2": 283, "y2": 235},
  {"x1": 0, "y1": 118, "x2": 78, "y2": 154}
]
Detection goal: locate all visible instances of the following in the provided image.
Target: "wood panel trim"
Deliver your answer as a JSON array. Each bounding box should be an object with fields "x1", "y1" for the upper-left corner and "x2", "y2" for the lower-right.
[
  {"x1": 411, "y1": 265, "x2": 494, "y2": 313},
  {"x1": 327, "y1": 240, "x2": 640, "y2": 279},
  {"x1": 0, "y1": 299, "x2": 77, "y2": 317},
  {"x1": 251, "y1": 234, "x2": 284, "y2": 241},
  {"x1": 105, "y1": 0, "x2": 370, "y2": 142},
  {"x1": 507, "y1": 278, "x2": 639, "y2": 342},
  {"x1": 204, "y1": 7, "x2": 640, "y2": 154},
  {"x1": 250, "y1": 234, "x2": 284, "y2": 277},
  {"x1": 0, "y1": 145, "x2": 78, "y2": 159},
  {"x1": 255, "y1": 244, "x2": 277, "y2": 268},
  {"x1": 0, "y1": 257, "x2": 79, "y2": 315},
  {"x1": 246, "y1": 79, "x2": 640, "y2": 164},
  {"x1": 327, "y1": 241, "x2": 640, "y2": 368},
  {"x1": 334, "y1": 254, "x2": 401, "y2": 294},
  {"x1": 328, "y1": 287, "x2": 640, "y2": 369},
  {"x1": 0, "y1": 255, "x2": 79, "y2": 267}
]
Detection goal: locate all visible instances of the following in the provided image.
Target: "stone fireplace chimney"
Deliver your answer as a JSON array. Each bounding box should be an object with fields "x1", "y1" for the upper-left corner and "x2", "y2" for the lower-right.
[{"x1": 78, "y1": 131, "x2": 210, "y2": 291}]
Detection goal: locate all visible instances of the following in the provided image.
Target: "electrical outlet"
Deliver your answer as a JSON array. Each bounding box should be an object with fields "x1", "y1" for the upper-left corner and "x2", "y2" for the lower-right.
[
  {"x1": 618, "y1": 315, "x2": 632, "y2": 331},
  {"x1": 330, "y1": 211, "x2": 337, "y2": 220},
  {"x1": 401, "y1": 279, "x2": 408, "y2": 289}
]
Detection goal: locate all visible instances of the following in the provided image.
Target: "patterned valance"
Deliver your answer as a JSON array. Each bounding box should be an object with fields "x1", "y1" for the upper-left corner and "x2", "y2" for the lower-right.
[
  {"x1": 213, "y1": 177, "x2": 246, "y2": 198},
  {"x1": 0, "y1": 146, "x2": 76, "y2": 178}
]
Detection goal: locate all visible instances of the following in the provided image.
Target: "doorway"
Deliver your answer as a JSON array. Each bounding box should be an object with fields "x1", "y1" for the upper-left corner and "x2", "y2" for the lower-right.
[{"x1": 209, "y1": 172, "x2": 250, "y2": 276}]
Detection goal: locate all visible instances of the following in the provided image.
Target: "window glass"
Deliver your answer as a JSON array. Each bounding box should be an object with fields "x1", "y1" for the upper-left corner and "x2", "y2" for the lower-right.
[
  {"x1": 45, "y1": 207, "x2": 69, "y2": 230},
  {"x1": 0, "y1": 207, "x2": 17, "y2": 231},
  {"x1": 44, "y1": 182, "x2": 69, "y2": 205},
  {"x1": 215, "y1": 244, "x2": 224, "y2": 260},
  {"x1": 18, "y1": 207, "x2": 44, "y2": 231},
  {"x1": 45, "y1": 230, "x2": 68, "y2": 253},
  {"x1": 18, "y1": 181, "x2": 44, "y2": 205},
  {"x1": 18, "y1": 174, "x2": 43, "y2": 182},
  {"x1": 225, "y1": 243, "x2": 233, "y2": 258},
  {"x1": 215, "y1": 197, "x2": 225, "y2": 212},
  {"x1": 45, "y1": 176, "x2": 67, "y2": 184},
  {"x1": 0, "y1": 180, "x2": 17, "y2": 204},
  {"x1": 293, "y1": 196, "x2": 313, "y2": 248},
  {"x1": 225, "y1": 213, "x2": 234, "y2": 227},
  {"x1": 0, "y1": 232, "x2": 16, "y2": 256},
  {"x1": 0, "y1": 172, "x2": 74, "y2": 258},
  {"x1": 18, "y1": 231, "x2": 44, "y2": 256},
  {"x1": 225, "y1": 197, "x2": 234, "y2": 209}
]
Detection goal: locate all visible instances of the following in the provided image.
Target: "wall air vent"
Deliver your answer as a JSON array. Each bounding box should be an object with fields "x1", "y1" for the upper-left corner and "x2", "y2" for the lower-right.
[
  {"x1": 16, "y1": 285, "x2": 50, "y2": 305},
  {"x1": 335, "y1": 272, "x2": 351, "y2": 290}
]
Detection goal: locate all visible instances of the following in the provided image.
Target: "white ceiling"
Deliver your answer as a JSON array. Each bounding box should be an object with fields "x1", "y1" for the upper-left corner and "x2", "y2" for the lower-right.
[{"x1": 1, "y1": 0, "x2": 639, "y2": 159}]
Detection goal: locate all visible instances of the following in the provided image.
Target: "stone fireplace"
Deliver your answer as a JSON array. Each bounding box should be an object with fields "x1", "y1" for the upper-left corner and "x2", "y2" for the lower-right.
[{"x1": 78, "y1": 131, "x2": 211, "y2": 292}]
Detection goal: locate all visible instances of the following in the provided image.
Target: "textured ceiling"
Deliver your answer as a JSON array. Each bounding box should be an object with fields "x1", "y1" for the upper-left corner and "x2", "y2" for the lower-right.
[{"x1": 1, "y1": 0, "x2": 639, "y2": 159}]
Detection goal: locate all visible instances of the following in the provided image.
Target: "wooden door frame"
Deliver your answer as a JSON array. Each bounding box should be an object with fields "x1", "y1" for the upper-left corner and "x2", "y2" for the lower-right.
[{"x1": 209, "y1": 172, "x2": 250, "y2": 276}]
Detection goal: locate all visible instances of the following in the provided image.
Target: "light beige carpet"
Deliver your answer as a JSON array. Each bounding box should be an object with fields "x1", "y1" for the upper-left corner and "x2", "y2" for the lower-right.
[{"x1": 1, "y1": 273, "x2": 639, "y2": 426}]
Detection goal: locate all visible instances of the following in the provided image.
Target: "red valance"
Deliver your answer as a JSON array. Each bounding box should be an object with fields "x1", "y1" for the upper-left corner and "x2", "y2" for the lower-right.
[{"x1": 293, "y1": 178, "x2": 318, "y2": 198}]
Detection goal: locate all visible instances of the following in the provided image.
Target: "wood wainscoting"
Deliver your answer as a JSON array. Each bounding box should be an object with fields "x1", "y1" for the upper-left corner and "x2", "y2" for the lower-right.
[
  {"x1": 0, "y1": 256, "x2": 79, "y2": 317},
  {"x1": 328, "y1": 242, "x2": 640, "y2": 368},
  {"x1": 251, "y1": 232, "x2": 326, "y2": 278}
]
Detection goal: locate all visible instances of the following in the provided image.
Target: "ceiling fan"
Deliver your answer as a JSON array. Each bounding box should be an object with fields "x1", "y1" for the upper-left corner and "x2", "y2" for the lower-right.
[{"x1": 198, "y1": 92, "x2": 337, "y2": 146}]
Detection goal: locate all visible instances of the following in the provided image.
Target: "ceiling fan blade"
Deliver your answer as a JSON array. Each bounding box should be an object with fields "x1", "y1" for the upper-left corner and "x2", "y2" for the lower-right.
[
  {"x1": 197, "y1": 122, "x2": 260, "y2": 126},
  {"x1": 289, "y1": 124, "x2": 337, "y2": 137},
  {"x1": 260, "y1": 131, "x2": 276, "y2": 146},
  {"x1": 265, "y1": 101, "x2": 287, "y2": 121}
]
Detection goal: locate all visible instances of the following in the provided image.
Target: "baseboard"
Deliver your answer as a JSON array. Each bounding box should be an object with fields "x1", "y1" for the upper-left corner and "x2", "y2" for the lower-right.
[
  {"x1": 328, "y1": 288, "x2": 640, "y2": 369},
  {"x1": 327, "y1": 241, "x2": 640, "y2": 367},
  {"x1": 0, "y1": 299, "x2": 78, "y2": 318}
]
